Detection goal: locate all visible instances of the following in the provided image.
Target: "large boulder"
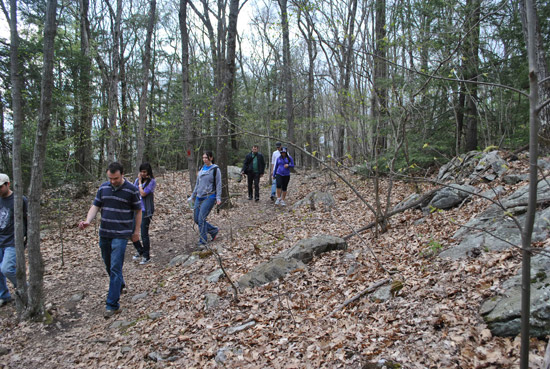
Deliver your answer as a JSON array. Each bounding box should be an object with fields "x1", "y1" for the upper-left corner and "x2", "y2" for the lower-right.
[
  {"x1": 480, "y1": 249, "x2": 550, "y2": 337},
  {"x1": 227, "y1": 166, "x2": 242, "y2": 180},
  {"x1": 440, "y1": 180, "x2": 550, "y2": 259},
  {"x1": 238, "y1": 235, "x2": 347, "y2": 288},
  {"x1": 436, "y1": 150, "x2": 508, "y2": 183},
  {"x1": 428, "y1": 184, "x2": 477, "y2": 210},
  {"x1": 292, "y1": 191, "x2": 336, "y2": 211}
]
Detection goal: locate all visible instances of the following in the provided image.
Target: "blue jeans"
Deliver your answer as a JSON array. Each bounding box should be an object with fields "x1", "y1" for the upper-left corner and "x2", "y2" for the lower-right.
[
  {"x1": 194, "y1": 197, "x2": 217, "y2": 244},
  {"x1": 99, "y1": 237, "x2": 127, "y2": 311},
  {"x1": 0, "y1": 246, "x2": 16, "y2": 300},
  {"x1": 271, "y1": 180, "x2": 276, "y2": 198},
  {"x1": 133, "y1": 216, "x2": 152, "y2": 259}
]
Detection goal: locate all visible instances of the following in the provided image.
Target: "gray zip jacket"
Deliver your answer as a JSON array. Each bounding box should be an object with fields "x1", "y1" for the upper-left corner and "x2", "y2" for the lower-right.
[{"x1": 191, "y1": 164, "x2": 222, "y2": 202}]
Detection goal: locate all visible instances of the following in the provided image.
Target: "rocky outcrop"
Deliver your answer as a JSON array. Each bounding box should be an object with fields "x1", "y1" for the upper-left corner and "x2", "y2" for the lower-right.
[
  {"x1": 480, "y1": 250, "x2": 550, "y2": 337},
  {"x1": 439, "y1": 180, "x2": 550, "y2": 259},
  {"x1": 437, "y1": 150, "x2": 508, "y2": 183},
  {"x1": 428, "y1": 184, "x2": 477, "y2": 210},
  {"x1": 238, "y1": 235, "x2": 347, "y2": 288}
]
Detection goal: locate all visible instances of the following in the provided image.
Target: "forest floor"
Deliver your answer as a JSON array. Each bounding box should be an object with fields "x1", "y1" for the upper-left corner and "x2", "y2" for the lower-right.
[{"x1": 0, "y1": 160, "x2": 549, "y2": 368}]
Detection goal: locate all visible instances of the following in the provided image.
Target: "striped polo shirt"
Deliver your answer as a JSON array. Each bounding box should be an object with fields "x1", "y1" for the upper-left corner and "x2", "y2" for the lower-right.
[{"x1": 93, "y1": 179, "x2": 141, "y2": 239}]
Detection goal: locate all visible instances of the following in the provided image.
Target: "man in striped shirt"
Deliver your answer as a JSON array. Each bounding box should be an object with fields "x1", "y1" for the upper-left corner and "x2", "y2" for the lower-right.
[{"x1": 79, "y1": 162, "x2": 142, "y2": 318}]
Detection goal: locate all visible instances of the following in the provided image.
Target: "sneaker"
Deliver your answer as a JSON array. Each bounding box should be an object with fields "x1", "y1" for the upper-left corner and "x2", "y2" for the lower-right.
[
  {"x1": 103, "y1": 308, "x2": 122, "y2": 319},
  {"x1": 0, "y1": 298, "x2": 13, "y2": 307},
  {"x1": 255, "y1": 198, "x2": 259, "y2": 202},
  {"x1": 132, "y1": 253, "x2": 141, "y2": 261},
  {"x1": 120, "y1": 283, "x2": 127, "y2": 294},
  {"x1": 275, "y1": 198, "x2": 281, "y2": 205},
  {"x1": 280, "y1": 200, "x2": 286, "y2": 206},
  {"x1": 211, "y1": 228, "x2": 219, "y2": 242},
  {"x1": 270, "y1": 196, "x2": 275, "y2": 202},
  {"x1": 248, "y1": 196, "x2": 253, "y2": 200},
  {"x1": 139, "y1": 257, "x2": 151, "y2": 265}
]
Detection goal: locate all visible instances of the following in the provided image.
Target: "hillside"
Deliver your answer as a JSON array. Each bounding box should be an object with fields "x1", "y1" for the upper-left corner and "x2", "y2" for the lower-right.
[{"x1": 0, "y1": 159, "x2": 548, "y2": 368}]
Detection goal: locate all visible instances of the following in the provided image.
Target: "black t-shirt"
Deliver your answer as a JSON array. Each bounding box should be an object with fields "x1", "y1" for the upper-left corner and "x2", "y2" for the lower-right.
[{"x1": 0, "y1": 193, "x2": 28, "y2": 248}]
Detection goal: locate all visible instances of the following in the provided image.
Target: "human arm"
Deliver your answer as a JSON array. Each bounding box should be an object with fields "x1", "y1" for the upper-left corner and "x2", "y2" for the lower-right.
[
  {"x1": 79, "y1": 205, "x2": 100, "y2": 229},
  {"x1": 139, "y1": 178, "x2": 155, "y2": 197},
  {"x1": 285, "y1": 155, "x2": 295, "y2": 169},
  {"x1": 215, "y1": 167, "x2": 222, "y2": 203}
]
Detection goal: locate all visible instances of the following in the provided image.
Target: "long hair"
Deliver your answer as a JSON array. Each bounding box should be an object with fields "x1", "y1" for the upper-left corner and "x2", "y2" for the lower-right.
[{"x1": 139, "y1": 162, "x2": 154, "y2": 178}]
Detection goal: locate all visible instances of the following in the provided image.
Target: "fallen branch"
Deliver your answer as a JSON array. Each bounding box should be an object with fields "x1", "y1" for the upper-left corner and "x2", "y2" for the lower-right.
[
  {"x1": 343, "y1": 189, "x2": 439, "y2": 240},
  {"x1": 325, "y1": 278, "x2": 391, "y2": 318}
]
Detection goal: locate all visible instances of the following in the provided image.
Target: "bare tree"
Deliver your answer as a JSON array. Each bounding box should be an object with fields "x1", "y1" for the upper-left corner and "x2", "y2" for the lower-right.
[
  {"x1": 136, "y1": 0, "x2": 157, "y2": 172},
  {"x1": 179, "y1": 0, "x2": 197, "y2": 189},
  {"x1": 278, "y1": 0, "x2": 295, "y2": 157}
]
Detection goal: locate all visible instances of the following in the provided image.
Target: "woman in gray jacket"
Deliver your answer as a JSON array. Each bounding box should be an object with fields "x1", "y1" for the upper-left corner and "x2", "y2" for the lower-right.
[{"x1": 191, "y1": 151, "x2": 222, "y2": 247}]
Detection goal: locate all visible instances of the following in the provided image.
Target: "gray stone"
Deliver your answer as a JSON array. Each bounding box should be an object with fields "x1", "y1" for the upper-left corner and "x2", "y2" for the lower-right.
[
  {"x1": 206, "y1": 269, "x2": 225, "y2": 283},
  {"x1": 238, "y1": 235, "x2": 347, "y2": 288},
  {"x1": 480, "y1": 249, "x2": 550, "y2": 337},
  {"x1": 278, "y1": 235, "x2": 347, "y2": 263},
  {"x1": 110, "y1": 320, "x2": 134, "y2": 329},
  {"x1": 480, "y1": 186, "x2": 505, "y2": 200},
  {"x1": 437, "y1": 151, "x2": 480, "y2": 182},
  {"x1": 227, "y1": 166, "x2": 242, "y2": 180},
  {"x1": 69, "y1": 293, "x2": 84, "y2": 302},
  {"x1": 428, "y1": 184, "x2": 477, "y2": 210},
  {"x1": 441, "y1": 181, "x2": 550, "y2": 259},
  {"x1": 292, "y1": 191, "x2": 336, "y2": 211},
  {"x1": 238, "y1": 257, "x2": 306, "y2": 288},
  {"x1": 131, "y1": 292, "x2": 148, "y2": 302},
  {"x1": 370, "y1": 285, "x2": 392, "y2": 302},
  {"x1": 227, "y1": 320, "x2": 256, "y2": 334},
  {"x1": 204, "y1": 293, "x2": 220, "y2": 310},
  {"x1": 502, "y1": 174, "x2": 529, "y2": 185},
  {"x1": 148, "y1": 312, "x2": 163, "y2": 320},
  {"x1": 121, "y1": 346, "x2": 132, "y2": 354},
  {"x1": 470, "y1": 150, "x2": 508, "y2": 181}
]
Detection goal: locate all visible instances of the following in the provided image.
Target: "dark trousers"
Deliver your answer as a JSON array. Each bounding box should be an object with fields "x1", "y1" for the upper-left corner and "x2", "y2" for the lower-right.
[
  {"x1": 133, "y1": 216, "x2": 152, "y2": 259},
  {"x1": 247, "y1": 172, "x2": 261, "y2": 200}
]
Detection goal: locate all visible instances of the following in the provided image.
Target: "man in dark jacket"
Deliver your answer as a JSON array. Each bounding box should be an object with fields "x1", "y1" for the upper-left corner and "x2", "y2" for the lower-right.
[{"x1": 241, "y1": 145, "x2": 266, "y2": 201}]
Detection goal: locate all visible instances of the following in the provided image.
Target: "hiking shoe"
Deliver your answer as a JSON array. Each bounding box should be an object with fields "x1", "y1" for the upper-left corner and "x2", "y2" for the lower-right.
[
  {"x1": 270, "y1": 196, "x2": 275, "y2": 202},
  {"x1": 248, "y1": 196, "x2": 253, "y2": 200},
  {"x1": 280, "y1": 200, "x2": 286, "y2": 206},
  {"x1": 132, "y1": 253, "x2": 141, "y2": 261},
  {"x1": 139, "y1": 257, "x2": 151, "y2": 265},
  {"x1": 275, "y1": 198, "x2": 281, "y2": 205},
  {"x1": 120, "y1": 284, "x2": 127, "y2": 294},
  {"x1": 255, "y1": 198, "x2": 259, "y2": 202},
  {"x1": 211, "y1": 228, "x2": 219, "y2": 242},
  {"x1": 103, "y1": 308, "x2": 122, "y2": 319},
  {"x1": 0, "y1": 298, "x2": 13, "y2": 307}
]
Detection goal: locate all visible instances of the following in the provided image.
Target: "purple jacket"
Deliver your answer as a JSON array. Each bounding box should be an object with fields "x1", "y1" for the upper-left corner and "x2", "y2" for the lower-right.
[{"x1": 273, "y1": 154, "x2": 294, "y2": 177}]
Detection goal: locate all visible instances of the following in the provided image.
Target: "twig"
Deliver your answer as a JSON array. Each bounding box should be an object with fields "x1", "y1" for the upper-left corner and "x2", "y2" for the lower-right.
[{"x1": 325, "y1": 278, "x2": 391, "y2": 318}]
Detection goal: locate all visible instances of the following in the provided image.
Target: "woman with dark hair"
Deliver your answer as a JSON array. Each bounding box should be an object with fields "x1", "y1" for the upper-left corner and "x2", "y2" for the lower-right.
[
  {"x1": 273, "y1": 147, "x2": 294, "y2": 206},
  {"x1": 190, "y1": 151, "x2": 222, "y2": 248},
  {"x1": 132, "y1": 163, "x2": 156, "y2": 264}
]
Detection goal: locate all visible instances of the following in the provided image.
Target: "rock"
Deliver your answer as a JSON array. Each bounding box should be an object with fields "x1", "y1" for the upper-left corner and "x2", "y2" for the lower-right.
[
  {"x1": 292, "y1": 191, "x2": 335, "y2": 211},
  {"x1": 148, "y1": 312, "x2": 163, "y2": 320},
  {"x1": 121, "y1": 346, "x2": 132, "y2": 354},
  {"x1": 238, "y1": 257, "x2": 306, "y2": 288},
  {"x1": 370, "y1": 285, "x2": 392, "y2": 302},
  {"x1": 480, "y1": 185, "x2": 505, "y2": 200},
  {"x1": 169, "y1": 254, "x2": 198, "y2": 267},
  {"x1": 0, "y1": 347, "x2": 10, "y2": 356},
  {"x1": 470, "y1": 150, "x2": 508, "y2": 182},
  {"x1": 502, "y1": 174, "x2": 529, "y2": 185},
  {"x1": 131, "y1": 292, "x2": 148, "y2": 302},
  {"x1": 279, "y1": 235, "x2": 347, "y2": 263},
  {"x1": 428, "y1": 184, "x2": 477, "y2": 210},
  {"x1": 204, "y1": 293, "x2": 220, "y2": 310},
  {"x1": 227, "y1": 166, "x2": 242, "y2": 180},
  {"x1": 110, "y1": 320, "x2": 134, "y2": 329},
  {"x1": 238, "y1": 235, "x2": 347, "y2": 288},
  {"x1": 480, "y1": 249, "x2": 550, "y2": 337},
  {"x1": 437, "y1": 151, "x2": 480, "y2": 182},
  {"x1": 69, "y1": 293, "x2": 84, "y2": 302},
  {"x1": 227, "y1": 320, "x2": 256, "y2": 334},
  {"x1": 206, "y1": 269, "x2": 225, "y2": 283},
  {"x1": 440, "y1": 180, "x2": 550, "y2": 259}
]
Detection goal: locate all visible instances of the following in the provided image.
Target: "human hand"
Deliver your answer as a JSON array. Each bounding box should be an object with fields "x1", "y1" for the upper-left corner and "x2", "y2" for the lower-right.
[
  {"x1": 78, "y1": 221, "x2": 90, "y2": 230},
  {"x1": 216, "y1": 200, "x2": 221, "y2": 205},
  {"x1": 131, "y1": 233, "x2": 140, "y2": 242},
  {"x1": 284, "y1": 164, "x2": 289, "y2": 168}
]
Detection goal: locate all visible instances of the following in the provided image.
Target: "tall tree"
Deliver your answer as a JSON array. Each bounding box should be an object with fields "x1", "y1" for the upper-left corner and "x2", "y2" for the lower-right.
[
  {"x1": 179, "y1": 0, "x2": 197, "y2": 189},
  {"x1": 75, "y1": 0, "x2": 93, "y2": 177},
  {"x1": 372, "y1": 0, "x2": 387, "y2": 154},
  {"x1": 462, "y1": 0, "x2": 481, "y2": 151},
  {"x1": 278, "y1": 0, "x2": 295, "y2": 157},
  {"x1": 136, "y1": 0, "x2": 157, "y2": 171},
  {"x1": 106, "y1": 0, "x2": 122, "y2": 163}
]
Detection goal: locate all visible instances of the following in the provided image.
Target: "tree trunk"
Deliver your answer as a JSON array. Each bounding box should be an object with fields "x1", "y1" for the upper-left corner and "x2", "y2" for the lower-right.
[
  {"x1": 107, "y1": 0, "x2": 122, "y2": 163},
  {"x1": 136, "y1": 0, "x2": 157, "y2": 173},
  {"x1": 26, "y1": 0, "x2": 57, "y2": 320},
  {"x1": 372, "y1": 0, "x2": 387, "y2": 155},
  {"x1": 5, "y1": 0, "x2": 29, "y2": 312},
  {"x1": 463, "y1": 0, "x2": 480, "y2": 151},
  {"x1": 279, "y1": 0, "x2": 294, "y2": 158},
  {"x1": 179, "y1": 0, "x2": 197, "y2": 190},
  {"x1": 75, "y1": 0, "x2": 93, "y2": 177}
]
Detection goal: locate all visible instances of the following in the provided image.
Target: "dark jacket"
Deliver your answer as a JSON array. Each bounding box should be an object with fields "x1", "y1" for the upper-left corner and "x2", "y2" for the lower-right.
[{"x1": 241, "y1": 152, "x2": 266, "y2": 175}]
